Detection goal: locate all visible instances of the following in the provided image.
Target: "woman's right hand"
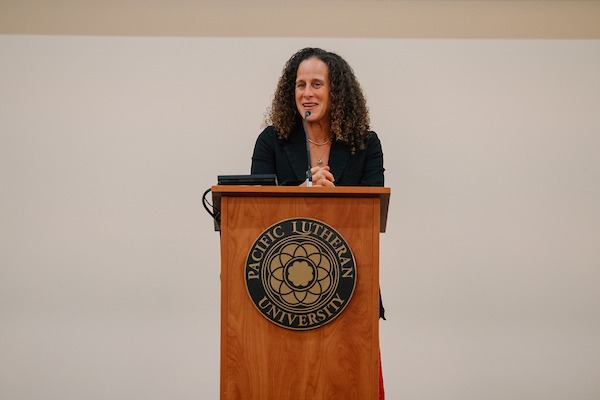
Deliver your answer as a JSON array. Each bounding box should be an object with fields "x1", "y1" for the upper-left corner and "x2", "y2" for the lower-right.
[{"x1": 301, "y1": 166, "x2": 335, "y2": 187}]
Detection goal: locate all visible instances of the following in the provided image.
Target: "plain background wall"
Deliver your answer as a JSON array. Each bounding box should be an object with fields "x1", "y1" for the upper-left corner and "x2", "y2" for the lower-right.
[
  {"x1": 1, "y1": 35, "x2": 599, "y2": 400},
  {"x1": 2, "y1": 0, "x2": 600, "y2": 38}
]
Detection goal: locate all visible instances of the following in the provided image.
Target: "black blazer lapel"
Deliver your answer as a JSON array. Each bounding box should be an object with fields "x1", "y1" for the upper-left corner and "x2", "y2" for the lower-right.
[
  {"x1": 283, "y1": 125, "x2": 310, "y2": 182},
  {"x1": 328, "y1": 139, "x2": 351, "y2": 184}
]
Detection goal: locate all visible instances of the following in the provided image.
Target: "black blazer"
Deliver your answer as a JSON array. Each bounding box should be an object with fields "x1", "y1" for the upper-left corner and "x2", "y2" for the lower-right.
[
  {"x1": 251, "y1": 124, "x2": 387, "y2": 319},
  {"x1": 251, "y1": 125, "x2": 384, "y2": 187}
]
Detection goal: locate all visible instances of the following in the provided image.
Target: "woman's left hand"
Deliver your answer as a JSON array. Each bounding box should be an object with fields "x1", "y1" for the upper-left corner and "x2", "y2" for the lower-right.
[{"x1": 311, "y1": 166, "x2": 335, "y2": 186}]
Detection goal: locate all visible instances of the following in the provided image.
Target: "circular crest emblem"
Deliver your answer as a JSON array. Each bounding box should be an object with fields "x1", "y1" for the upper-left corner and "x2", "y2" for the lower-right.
[{"x1": 245, "y1": 218, "x2": 356, "y2": 330}]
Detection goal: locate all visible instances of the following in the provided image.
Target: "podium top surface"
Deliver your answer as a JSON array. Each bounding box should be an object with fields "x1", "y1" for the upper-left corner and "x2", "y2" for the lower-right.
[{"x1": 211, "y1": 185, "x2": 390, "y2": 232}]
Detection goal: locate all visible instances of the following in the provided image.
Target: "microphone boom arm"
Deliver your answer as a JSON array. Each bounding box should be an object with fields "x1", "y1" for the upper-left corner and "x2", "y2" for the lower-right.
[{"x1": 302, "y1": 111, "x2": 312, "y2": 187}]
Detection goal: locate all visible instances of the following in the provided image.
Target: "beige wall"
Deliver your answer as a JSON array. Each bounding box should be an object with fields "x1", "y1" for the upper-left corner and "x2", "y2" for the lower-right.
[
  {"x1": 1, "y1": 2, "x2": 600, "y2": 400},
  {"x1": 1, "y1": 0, "x2": 600, "y2": 38}
]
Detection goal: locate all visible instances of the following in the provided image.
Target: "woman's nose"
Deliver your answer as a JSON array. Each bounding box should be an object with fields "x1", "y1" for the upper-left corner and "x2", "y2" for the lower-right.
[{"x1": 303, "y1": 86, "x2": 313, "y2": 97}]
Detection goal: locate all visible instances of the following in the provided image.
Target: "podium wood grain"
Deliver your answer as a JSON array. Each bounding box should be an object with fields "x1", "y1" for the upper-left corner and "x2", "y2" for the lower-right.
[{"x1": 216, "y1": 187, "x2": 387, "y2": 400}]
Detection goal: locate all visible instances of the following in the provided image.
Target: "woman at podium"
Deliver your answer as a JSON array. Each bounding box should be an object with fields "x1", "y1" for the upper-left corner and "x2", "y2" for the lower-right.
[
  {"x1": 250, "y1": 47, "x2": 386, "y2": 399},
  {"x1": 251, "y1": 47, "x2": 384, "y2": 188}
]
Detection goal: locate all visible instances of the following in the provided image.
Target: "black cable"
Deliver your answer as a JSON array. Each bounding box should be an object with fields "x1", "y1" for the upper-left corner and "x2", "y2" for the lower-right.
[{"x1": 202, "y1": 187, "x2": 220, "y2": 224}]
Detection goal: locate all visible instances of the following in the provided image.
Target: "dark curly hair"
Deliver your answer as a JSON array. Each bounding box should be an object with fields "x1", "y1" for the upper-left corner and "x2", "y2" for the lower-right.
[{"x1": 265, "y1": 48, "x2": 370, "y2": 155}]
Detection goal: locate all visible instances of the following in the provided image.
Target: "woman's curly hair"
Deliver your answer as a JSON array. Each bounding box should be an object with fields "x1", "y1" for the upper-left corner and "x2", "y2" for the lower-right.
[{"x1": 266, "y1": 48, "x2": 370, "y2": 155}]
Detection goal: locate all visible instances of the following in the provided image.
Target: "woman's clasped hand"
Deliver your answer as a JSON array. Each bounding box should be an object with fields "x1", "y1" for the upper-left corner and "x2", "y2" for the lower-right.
[{"x1": 305, "y1": 166, "x2": 335, "y2": 187}]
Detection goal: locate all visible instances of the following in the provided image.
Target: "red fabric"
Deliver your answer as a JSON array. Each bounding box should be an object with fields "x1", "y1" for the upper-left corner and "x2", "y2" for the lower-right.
[{"x1": 379, "y1": 351, "x2": 385, "y2": 400}]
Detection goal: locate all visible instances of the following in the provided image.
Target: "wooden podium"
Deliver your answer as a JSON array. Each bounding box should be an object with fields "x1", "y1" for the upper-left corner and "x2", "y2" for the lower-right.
[{"x1": 212, "y1": 186, "x2": 390, "y2": 400}]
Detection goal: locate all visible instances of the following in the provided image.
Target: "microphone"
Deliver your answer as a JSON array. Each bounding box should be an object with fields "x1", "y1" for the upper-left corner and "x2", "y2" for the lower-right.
[{"x1": 302, "y1": 111, "x2": 312, "y2": 187}]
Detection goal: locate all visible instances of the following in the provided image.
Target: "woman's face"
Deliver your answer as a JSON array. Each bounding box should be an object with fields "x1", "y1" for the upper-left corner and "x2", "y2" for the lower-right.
[{"x1": 295, "y1": 57, "x2": 331, "y2": 124}]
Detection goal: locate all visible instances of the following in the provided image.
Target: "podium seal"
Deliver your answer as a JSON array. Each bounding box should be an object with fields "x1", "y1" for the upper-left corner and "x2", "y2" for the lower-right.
[{"x1": 245, "y1": 218, "x2": 357, "y2": 330}]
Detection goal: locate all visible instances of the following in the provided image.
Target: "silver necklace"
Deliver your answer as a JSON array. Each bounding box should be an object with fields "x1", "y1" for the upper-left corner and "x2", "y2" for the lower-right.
[{"x1": 312, "y1": 143, "x2": 331, "y2": 165}]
